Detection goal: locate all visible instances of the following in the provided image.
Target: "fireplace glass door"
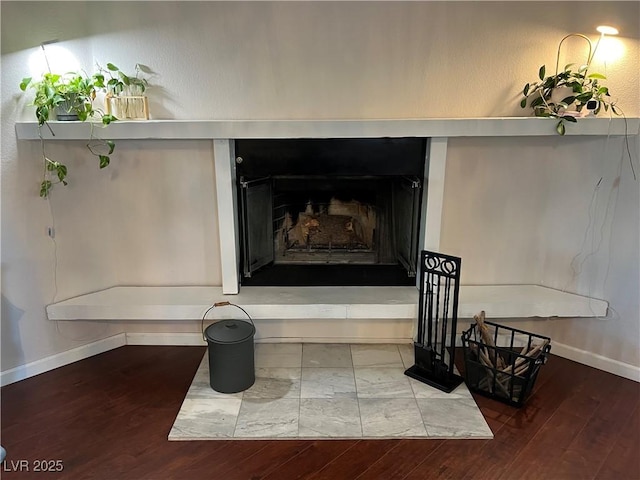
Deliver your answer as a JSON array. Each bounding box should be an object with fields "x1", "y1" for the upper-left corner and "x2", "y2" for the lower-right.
[
  {"x1": 240, "y1": 176, "x2": 273, "y2": 277},
  {"x1": 236, "y1": 138, "x2": 426, "y2": 286}
]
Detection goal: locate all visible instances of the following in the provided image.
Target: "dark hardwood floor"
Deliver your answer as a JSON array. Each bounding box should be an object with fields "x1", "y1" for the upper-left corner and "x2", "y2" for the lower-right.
[{"x1": 1, "y1": 345, "x2": 638, "y2": 479}]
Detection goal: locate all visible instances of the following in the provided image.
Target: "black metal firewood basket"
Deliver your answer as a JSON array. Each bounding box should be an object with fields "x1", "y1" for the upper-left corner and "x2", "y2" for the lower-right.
[{"x1": 461, "y1": 321, "x2": 551, "y2": 407}]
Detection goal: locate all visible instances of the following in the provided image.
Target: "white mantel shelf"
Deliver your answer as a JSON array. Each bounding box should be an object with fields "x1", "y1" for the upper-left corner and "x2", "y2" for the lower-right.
[
  {"x1": 46, "y1": 285, "x2": 608, "y2": 321},
  {"x1": 15, "y1": 117, "x2": 640, "y2": 140}
]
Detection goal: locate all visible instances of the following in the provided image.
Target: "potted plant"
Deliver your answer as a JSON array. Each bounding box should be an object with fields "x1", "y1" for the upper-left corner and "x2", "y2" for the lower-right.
[
  {"x1": 20, "y1": 72, "x2": 105, "y2": 123},
  {"x1": 20, "y1": 70, "x2": 118, "y2": 197},
  {"x1": 96, "y1": 63, "x2": 151, "y2": 120},
  {"x1": 520, "y1": 63, "x2": 620, "y2": 135},
  {"x1": 520, "y1": 30, "x2": 623, "y2": 135}
]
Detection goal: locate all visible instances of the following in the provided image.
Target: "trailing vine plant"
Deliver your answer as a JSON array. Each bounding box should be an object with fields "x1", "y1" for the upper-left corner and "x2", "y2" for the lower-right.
[
  {"x1": 520, "y1": 63, "x2": 620, "y2": 135},
  {"x1": 20, "y1": 71, "x2": 117, "y2": 197}
]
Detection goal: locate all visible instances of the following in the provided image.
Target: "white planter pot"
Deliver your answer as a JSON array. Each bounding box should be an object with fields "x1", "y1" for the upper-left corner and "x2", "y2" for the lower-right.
[
  {"x1": 550, "y1": 87, "x2": 590, "y2": 118},
  {"x1": 55, "y1": 96, "x2": 80, "y2": 121}
]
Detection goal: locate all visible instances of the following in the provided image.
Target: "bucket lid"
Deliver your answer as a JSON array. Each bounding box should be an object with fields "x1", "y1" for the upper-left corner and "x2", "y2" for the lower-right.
[{"x1": 205, "y1": 319, "x2": 255, "y2": 344}]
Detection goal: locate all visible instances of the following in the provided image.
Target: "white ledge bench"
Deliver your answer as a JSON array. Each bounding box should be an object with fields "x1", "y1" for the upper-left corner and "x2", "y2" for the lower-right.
[{"x1": 46, "y1": 285, "x2": 608, "y2": 321}]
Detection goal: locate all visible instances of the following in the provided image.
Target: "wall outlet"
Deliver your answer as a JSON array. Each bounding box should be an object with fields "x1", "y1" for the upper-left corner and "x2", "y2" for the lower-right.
[{"x1": 47, "y1": 227, "x2": 55, "y2": 238}]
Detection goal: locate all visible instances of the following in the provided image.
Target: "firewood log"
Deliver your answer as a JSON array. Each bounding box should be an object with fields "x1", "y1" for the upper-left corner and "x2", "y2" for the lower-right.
[
  {"x1": 474, "y1": 311, "x2": 506, "y2": 369},
  {"x1": 513, "y1": 362, "x2": 531, "y2": 377},
  {"x1": 501, "y1": 340, "x2": 549, "y2": 373},
  {"x1": 477, "y1": 346, "x2": 512, "y2": 396}
]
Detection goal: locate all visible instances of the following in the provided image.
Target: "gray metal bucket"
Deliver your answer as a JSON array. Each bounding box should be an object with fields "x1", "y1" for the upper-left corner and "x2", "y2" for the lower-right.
[{"x1": 203, "y1": 304, "x2": 255, "y2": 394}]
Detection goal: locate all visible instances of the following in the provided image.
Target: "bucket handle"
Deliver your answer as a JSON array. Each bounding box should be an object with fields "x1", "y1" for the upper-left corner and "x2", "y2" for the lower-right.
[{"x1": 201, "y1": 301, "x2": 255, "y2": 341}]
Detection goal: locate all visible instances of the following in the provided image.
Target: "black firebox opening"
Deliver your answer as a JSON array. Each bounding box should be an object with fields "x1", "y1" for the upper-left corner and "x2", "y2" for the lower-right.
[{"x1": 235, "y1": 138, "x2": 427, "y2": 287}]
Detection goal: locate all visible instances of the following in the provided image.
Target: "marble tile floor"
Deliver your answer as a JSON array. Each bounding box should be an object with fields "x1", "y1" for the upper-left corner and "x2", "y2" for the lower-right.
[{"x1": 168, "y1": 343, "x2": 493, "y2": 440}]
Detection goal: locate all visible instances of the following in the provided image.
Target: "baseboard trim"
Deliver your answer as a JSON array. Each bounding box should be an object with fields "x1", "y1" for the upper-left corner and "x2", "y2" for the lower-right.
[
  {"x1": 3, "y1": 333, "x2": 637, "y2": 386},
  {"x1": 256, "y1": 337, "x2": 414, "y2": 344},
  {"x1": 0, "y1": 333, "x2": 126, "y2": 387},
  {"x1": 551, "y1": 341, "x2": 640, "y2": 382},
  {"x1": 125, "y1": 332, "x2": 413, "y2": 346},
  {"x1": 125, "y1": 332, "x2": 207, "y2": 346}
]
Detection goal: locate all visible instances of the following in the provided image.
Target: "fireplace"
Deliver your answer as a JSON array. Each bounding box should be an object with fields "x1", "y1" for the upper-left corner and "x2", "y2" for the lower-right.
[{"x1": 235, "y1": 138, "x2": 427, "y2": 286}]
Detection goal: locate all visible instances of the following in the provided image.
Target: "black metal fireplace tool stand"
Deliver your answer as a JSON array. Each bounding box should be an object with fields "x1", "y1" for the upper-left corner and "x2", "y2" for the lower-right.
[{"x1": 405, "y1": 250, "x2": 464, "y2": 393}]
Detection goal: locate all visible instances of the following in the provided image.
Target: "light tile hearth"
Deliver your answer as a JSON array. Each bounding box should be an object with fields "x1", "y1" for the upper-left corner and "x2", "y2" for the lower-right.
[{"x1": 168, "y1": 343, "x2": 493, "y2": 440}]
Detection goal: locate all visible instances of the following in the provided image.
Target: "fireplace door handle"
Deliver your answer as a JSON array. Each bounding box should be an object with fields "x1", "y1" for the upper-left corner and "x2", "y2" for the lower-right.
[{"x1": 240, "y1": 176, "x2": 271, "y2": 189}]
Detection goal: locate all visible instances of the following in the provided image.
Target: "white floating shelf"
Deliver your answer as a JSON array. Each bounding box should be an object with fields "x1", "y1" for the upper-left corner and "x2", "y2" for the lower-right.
[
  {"x1": 16, "y1": 117, "x2": 640, "y2": 141},
  {"x1": 46, "y1": 285, "x2": 608, "y2": 321}
]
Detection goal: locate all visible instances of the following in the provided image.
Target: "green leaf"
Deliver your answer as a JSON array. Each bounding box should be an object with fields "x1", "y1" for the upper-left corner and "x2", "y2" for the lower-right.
[
  {"x1": 523, "y1": 83, "x2": 530, "y2": 96},
  {"x1": 563, "y1": 115, "x2": 578, "y2": 123},
  {"x1": 99, "y1": 155, "x2": 110, "y2": 168},
  {"x1": 107, "y1": 63, "x2": 119, "y2": 71},
  {"x1": 36, "y1": 106, "x2": 49, "y2": 126},
  {"x1": 561, "y1": 96, "x2": 576, "y2": 105},
  {"x1": 118, "y1": 71, "x2": 131, "y2": 86},
  {"x1": 611, "y1": 105, "x2": 619, "y2": 115},
  {"x1": 576, "y1": 92, "x2": 593, "y2": 103},
  {"x1": 102, "y1": 114, "x2": 117, "y2": 125},
  {"x1": 530, "y1": 96, "x2": 544, "y2": 108},
  {"x1": 93, "y1": 73, "x2": 105, "y2": 88},
  {"x1": 520, "y1": 98, "x2": 527, "y2": 108},
  {"x1": 20, "y1": 77, "x2": 32, "y2": 91},
  {"x1": 563, "y1": 63, "x2": 575, "y2": 72},
  {"x1": 556, "y1": 121, "x2": 566, "y2": 135},
  {"x1": 40, "y1": 180, "x2": 52, "y2": 198},
  {"x1": 538, "y1": 65, "x2": 546, "y2": 81},
  {"x1": 588, "y1": 73, "x2": 607, "y2": 80},
  {"x1": 106, "y1": 140, "x2": 116, "y2": 155},
  {"x1": 57, "y1": 164, "x2": 68, "y2": 182}
]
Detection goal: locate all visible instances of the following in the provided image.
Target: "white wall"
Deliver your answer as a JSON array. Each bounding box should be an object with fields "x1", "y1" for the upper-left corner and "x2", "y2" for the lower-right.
[
  {"x1": 2, "y1": 2, "x2": 638, "y2": 373},
  {"x1": 442, "y1": 135, "x2": 640, "y2": 367}
]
